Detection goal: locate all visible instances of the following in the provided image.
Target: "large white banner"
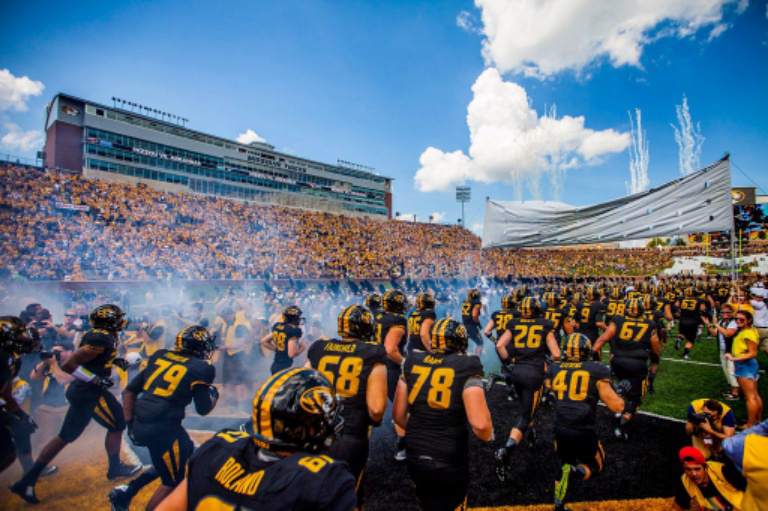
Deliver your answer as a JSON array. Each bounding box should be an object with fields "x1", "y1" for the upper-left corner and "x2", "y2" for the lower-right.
[{"x1": 482, "y1": 157, "x2": 733, "y2": 248}]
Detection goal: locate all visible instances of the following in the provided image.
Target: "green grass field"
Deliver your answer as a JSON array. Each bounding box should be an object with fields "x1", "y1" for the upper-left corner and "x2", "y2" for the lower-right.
[{"x1": 635, "y1": 325, "x2": 768, "y2": 421}]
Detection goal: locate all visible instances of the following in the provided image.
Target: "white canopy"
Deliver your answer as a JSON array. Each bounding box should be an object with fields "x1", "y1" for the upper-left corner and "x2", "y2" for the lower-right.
[{"x1": 482, "y1": 157, "x2": 733, "y2": 248}]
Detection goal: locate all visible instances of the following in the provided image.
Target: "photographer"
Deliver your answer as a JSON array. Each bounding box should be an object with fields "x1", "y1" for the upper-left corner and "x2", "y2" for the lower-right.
[
  {"x1": 703, "y1": 304, "x2": 739, "y2": 401},
  {"x1": 54, "y1": 309, "x2": 87, "y2": 346},
  {"x1": 686, "y1": 399, "x2": 736, "y2": 460},
  {"x1": 29, "y1": 341, "x2": 73, "y2": 445}
]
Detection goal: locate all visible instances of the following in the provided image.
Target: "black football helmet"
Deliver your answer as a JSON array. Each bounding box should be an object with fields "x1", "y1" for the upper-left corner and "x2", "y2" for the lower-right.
[
  {"x1": 364, "y1": 293, "x2": 382, "y2": 311},
  {"x1": 382, "y1": 289, "x2": 407, "y2": 313},
  {"x1": 430, "y1": 318, "x2": 468, "y2": 354},
  {"x1": 563, "y1": 333, "x2": 592, "y2": 362},
  {"x1": 624, "y1": 298, "x2": 644, "y2": 318},
  {"x1": 519, "y1": 297, "x2": 542, "y2": 319},
  {"x1": 251, "y1": 368, "x2": 341, "y2": 453},
  {"x1": 610, "y1": 287, "x2": 623, "y2": 300},
  {"x1": 501, "y1": 293, "x2": 516, "y2": 311},
  {"x1": 467, "y1": 289, "x2": 481, "y2": 303},
  {"x1": 337, "y1": 305, "x2": 374, "y2": 340},
  {"x1": 0, "y1": 316, "x2": 41, "y2": 354},
  {"x1": 415, "y1": 292, "x2": 435, "y2": 311},
  {"x1": 283, "y1": 305, "x2": 303, "y2": 326},
  {"x1": 175, "y1": 325, "x2": 217, "y2": 360},
  {"x1": 89, "y1": 304, "x2": 127, "y2": 332}
]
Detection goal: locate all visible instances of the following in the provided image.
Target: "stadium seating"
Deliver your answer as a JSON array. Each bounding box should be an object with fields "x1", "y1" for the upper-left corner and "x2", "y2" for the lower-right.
[{"x1": 1, "y1": 163, "x2": 763, "y2": 281}]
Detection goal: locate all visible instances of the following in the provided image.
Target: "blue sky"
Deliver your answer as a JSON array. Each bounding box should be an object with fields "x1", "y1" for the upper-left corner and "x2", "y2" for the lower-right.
[{"x1": 1, "y1": 0, "x2": 767, "y2": 232}]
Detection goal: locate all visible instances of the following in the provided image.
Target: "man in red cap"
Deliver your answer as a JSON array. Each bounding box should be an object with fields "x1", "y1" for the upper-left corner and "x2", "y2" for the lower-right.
[{"x1": 674, "y1": 446, "x2": 746, "y2": 510}]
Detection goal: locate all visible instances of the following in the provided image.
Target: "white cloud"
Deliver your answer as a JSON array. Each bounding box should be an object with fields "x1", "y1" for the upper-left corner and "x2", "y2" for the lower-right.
[
  {"x1": 395, "y1": 212, "x2": 417, "y2": 222},
  {"x1": 0, "y1": 69, "x2": 44, "y2": 112},
  {"x1": 430, "y1": 211, "x2": 446, "y2": 223},
  {"x1": 470, "y1": 222, "x2": 484, "y2": 235},
  {"x1": 1, "y1": 122, "x2": 44, "y2": 152},
  {"x1": 414, "y1": 68, "x2": 629, "y2": 196},
  {"x1": 708, "y1": 22, "x2": 730, "y2": 40},
  {"x1": 473, "y1": 0, "x2": 745, "y2": 78},
  {"x1": 456, "y1": 10, "x2": 481, "y2": 33},
  {"x1": 236, "y1": 128, "x2": 266, "y2": 145}
]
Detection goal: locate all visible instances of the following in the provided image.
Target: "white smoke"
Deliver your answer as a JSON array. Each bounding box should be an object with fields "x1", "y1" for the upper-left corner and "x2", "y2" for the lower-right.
[
  {"x1": 671, "y1": 95, "x2": 704, "y2": 176},
  {"x1": 627, "y1": 108, "x2": 650, "y2": 194}
]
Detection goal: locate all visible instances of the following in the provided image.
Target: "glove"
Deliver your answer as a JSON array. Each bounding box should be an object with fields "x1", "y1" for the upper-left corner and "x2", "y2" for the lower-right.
[
  {"x1": 112, "y1": 357, "x2": 129, "y2": 371},
  {"x1": 208, "y1": 385, "x2": 220, "y2": 402},
  {"x1": 591, "y1": 350, "x2": 602, "y2": 362},
  {"x1": 613, "y1": 379, "x2": 632, "y2": 397},
  {"x1": 94, "y1": 376, "x2": 115, "y2": 390},
  {"x1": 126, "y1": 420, "x2": 138, "y2": 444}
]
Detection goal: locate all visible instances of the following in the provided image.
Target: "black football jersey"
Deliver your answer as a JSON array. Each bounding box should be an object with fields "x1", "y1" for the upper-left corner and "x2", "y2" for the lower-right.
[
  {"x1": 406, "y1": 309, "x2": 436, "y2": 353},
  {"x1": 605, "y1": 299, "x2": 626, "y2": 322},
  {"x1": 547, "y1": 360, "x2": 611, "y2": 430},
  {"x1": 187, "y1": 430, "x2": 356, "y2": 511},
  {"x1": 490, "y1": 310, "x2": 515, "y2": 338},
  {"x1": 679, "y1": 297, "x2": 706, "y2": 324},
  {"x1": 577, "y1": 300, "x2": 603, "y2": 341},
  {"x1": 504, "y1": 317, "x2": 555, "y2": 370},
  {"x1": 128, "y1": 349, "x2": 215, "y2": 423},
  {"x1": 307, "y1": 339, "x2": 386, "y2": 436},
  {"x1": 80, "y1": 329, "x2": 118, "y2": 378},
  {"x1": 403, "y1": 351, "x2": 483, "y2": 465},
  {"x1": 373, "y1": 312, "x2": 406, "y2": 351},
  {"x1": 544, "y1": 306, "x2": 567, "y2": 331},
  {"x1": 609, "y1": 316, "x2": 655, "y2": 361},
  {"x1": 0, "y1": 348, "x2": 17, "y2": 391},
  {"x1": 271, "y1": 322, "x2": 303, "y2": 366},
  {"x1": 461, "y1": 299, "x2": 481, "y2": 326}
]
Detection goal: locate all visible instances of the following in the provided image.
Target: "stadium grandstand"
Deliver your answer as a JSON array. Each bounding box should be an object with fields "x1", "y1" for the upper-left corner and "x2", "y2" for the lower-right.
[{"x1": 42, "y1": 93, "x2": 393, "y2": 218}]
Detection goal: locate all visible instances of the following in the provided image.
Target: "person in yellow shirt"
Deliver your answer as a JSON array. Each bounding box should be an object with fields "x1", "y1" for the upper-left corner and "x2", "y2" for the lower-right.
[
  {"x1": 725, "y1": 311, "x2": 763, "y2": 428},
  {"x1": 724, "y1": 419, "x2": 768, "y2": 511},
  {"x1": 674, "y1": 446, "x2": 745, "y2": 510},
  {"x1": 212, "y1": 308, "x2": 251, "y2": 411}
]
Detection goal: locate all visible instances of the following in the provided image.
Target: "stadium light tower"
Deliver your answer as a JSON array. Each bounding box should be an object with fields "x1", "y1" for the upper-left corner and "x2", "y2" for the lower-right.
[{"x1": 456, "y1": 186, "x2": 471, "y2": 227}]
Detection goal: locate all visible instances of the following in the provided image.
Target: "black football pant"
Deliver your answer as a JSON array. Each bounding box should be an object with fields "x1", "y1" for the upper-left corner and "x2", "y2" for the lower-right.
[
  {"x1": 59, "y1": 387, "x2": 126, "y2": 443},
  {"x1": 407, "y1": 457, "x2": 468, "y2": 511},
  {"x1": 133, "y1": 420, "x2": 193, "y2": 486},
  {"x1": 328, "y1": 432, "x2": 369, "y2": 506},
  {"x1": 678, "y1": 320, "x2": 699, "y2": 344},
  {"x1": 0, "y1": 415, "x2": 16, "y2": 474},
  {"x1": 610, "y1": 357, "x2": 648, "y2": 414},
  {"x1": 554, "y1": 426, "x2": 605, "y2": 477},
  {"x1": 386, "y1": 360, "x2": 400, "y2": 402},
  {"x1": 509, "y1": 365, "x2": 545, "y2": 434}
]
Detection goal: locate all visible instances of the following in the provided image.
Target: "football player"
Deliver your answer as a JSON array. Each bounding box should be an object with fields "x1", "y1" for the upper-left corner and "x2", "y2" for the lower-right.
[
  {"x1": 495, "y1": 297, "x2": 561, "y2": 481},
  {"x1": 547, "y1": 333, "x2": 626, "y2": 511},
  {"x1": 393, "y1": 319, "x2": 493, "y2": 511},
  {"x1": 307, "y1": 304, "x2": 387, "y2": 505},
  {"x1": 483, "y1": 293, "x2": 516, "y2": 393},
  {"x1": 109, "y1": 325, "x2": 219, "y2": 511},
  {"x1": 461, "y1": 289, "x2": 484, "y2": 356},
  {"x1": 0, "y1": 317, "x2": 41, "y2": 475},
  {"x1": 12, "y1": 304, "x2": 141, "y2": 504},
  {"x1": 676, "y1": 287, "x2": 709, "y2": 360},
  {"x1": 365, "y1": 293, "x2": 382, "y2": 317},
  {"x1": 543, "y1": 291, "x2": 567, "y2": 345},
  {"x1": 155, "y1": 368, "x2": 356, "y2": 511},
  {"x1": 576, "y1": 287, "x2": 606, "y2": 344},
  {"x1": 407, "y1": 292, "x2": 436, "y2": 354},
  {"x1": 593, "y1": 298, "x2": 661, "y2": 440},
  {"x1": 374, "y1": 289, "x2": 408, "y2": 460},
  {"x1": 261, "y1": 305, "x2": 306, "y2": 374},
  {"x1": 605, "y1": 286, "x2": 626, "y2": 323}
]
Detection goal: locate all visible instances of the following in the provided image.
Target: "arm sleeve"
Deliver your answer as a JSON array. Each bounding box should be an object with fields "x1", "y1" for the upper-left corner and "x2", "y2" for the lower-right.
[{"x1": 192, "y1": 365, "x2": 217, "y2": 416}]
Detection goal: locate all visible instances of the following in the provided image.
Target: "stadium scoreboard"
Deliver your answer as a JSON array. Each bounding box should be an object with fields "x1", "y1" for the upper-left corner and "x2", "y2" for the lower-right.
[{"x1": 42, "y1": 93, "x2": 393, "y2": 218}]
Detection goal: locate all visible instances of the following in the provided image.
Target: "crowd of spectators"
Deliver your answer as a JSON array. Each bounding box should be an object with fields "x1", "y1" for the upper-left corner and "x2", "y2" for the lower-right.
[{"x1": 0, "y1": 164, "x2": 764, "y2": 282}]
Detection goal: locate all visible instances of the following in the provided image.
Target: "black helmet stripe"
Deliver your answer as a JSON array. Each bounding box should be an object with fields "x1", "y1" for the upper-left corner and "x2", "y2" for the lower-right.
[{"x1": 253, "y1": 367, "x2": 306, "y2": 441}]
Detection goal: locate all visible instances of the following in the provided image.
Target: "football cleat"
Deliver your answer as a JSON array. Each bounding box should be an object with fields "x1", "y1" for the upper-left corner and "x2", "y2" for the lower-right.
[
  {"x1": 108, "y1": 485, "x2": 131, "y2": 511},
  {"x1": 107, "y1": 462, "x2": 142, "y2": 480},
  {"x1": 10, "y1": 481, "x2": 39, "y2": 504}
]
